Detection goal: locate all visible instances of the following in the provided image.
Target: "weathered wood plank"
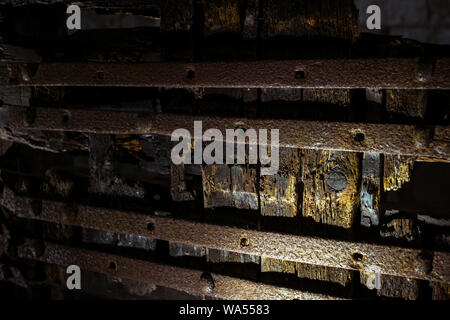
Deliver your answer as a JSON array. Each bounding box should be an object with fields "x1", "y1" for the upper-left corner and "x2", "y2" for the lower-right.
[
  {"x1": 383, "y1": 155, "x2": 415, "y2": 191},
  {"x1": 301, "y1": 150, "x2": 359, "y2": 228},
  {"x1": 261, "y1": 0, "x2": 358, "y2": 40},
  {"x1": 260, "y1": 148, "x2": 301, "y2": 217},
  {"x1": 170, "y1": 163, "x2": 195, "y2": 201},
  {"x1": 386, "y1": 89, "x2": 428, "y2": 119},
  {"x1": 202, "y1": 164, "x2": 258, "y2": 210},
  {"x1": 360, "y1": 152, "x2": 381, "y2": 227},
  {"x1": 261, "y1": 257, "x2": 296, "y2": 274},
  {"x1": 296, "y1": 263, "x2": 352, "y2": 287}
]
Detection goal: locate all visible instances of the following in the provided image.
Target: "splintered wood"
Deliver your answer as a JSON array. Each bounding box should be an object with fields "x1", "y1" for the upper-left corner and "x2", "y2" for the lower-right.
[
  {"x1": 383, "y1": 155, "x2": 415, "y2": 191},
  {"x1": 202, "y1": 164, "x2": 258, "y2": 210},
  {"x1": 301, "y1": 150, "x2": 359, "y2": 229},
  {"x1": 260, "y1": 148, "x2": 301, "y2": 217},
  {"x1": 380, "y1": 217, "x2": 416, "y2": 242},
  {"x1": 297, "y1": 264, "x2": 352, "y2": 287},
  {"x1": 206, "y1": 249, "x2": 260, "y2": 264},
  {"x1": 261, "y1": 257, "x2": 296, "y2": 274}
]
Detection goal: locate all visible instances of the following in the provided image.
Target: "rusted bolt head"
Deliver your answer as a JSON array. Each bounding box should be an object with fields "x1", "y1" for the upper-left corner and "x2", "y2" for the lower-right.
[
  {"x1": 417, "y1": 251, "x2": 433, "y2": 275},
  {"x1": 352, "y1": 252, "x2": 364, "y2": 262},
  {"x1": 416, "y1": 60, "x2": 433, "y2": 83},
  {"x1": 240, "y1": 236, "x2": 249, "y2": 247},
  {"x1": 295, "y1": 70, "x2": 305, "y2": 79},
  {"x1": 326, "y1": 171, "x2": 347, "y2": 192},
  {"x1": 147, "y1": 222, "x2": 155, "y2": 232},
  {"x1": 62, "y1": 111, "x2": 70, "y2": 124},
  {"x1": 20, "y1": 65, "x2": 30, "y2": 82},
  {"x1": 108, "y1": 261, "x2": 117, "y2": 271},
  {"x1": 199, "y1": 272, "x2": 215, "y2": 294}
]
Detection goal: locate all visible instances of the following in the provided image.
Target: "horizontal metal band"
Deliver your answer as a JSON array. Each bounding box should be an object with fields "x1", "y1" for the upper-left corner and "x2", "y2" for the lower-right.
[
  {"x1": 8, "y1": 107, "x2": 450, "y2": 159},
  {"x1": 6, "y1": 58, "x2": 450, "y2": 89},
  {"x1": 17, "y1": 239, "x2": 337, "y2": 300},
  {"x1": 1, "y1": 1, "x2": 160, "y2": 9},
  {"x1": 3, "y1": 189, "x2": 449, "y2": 283}
]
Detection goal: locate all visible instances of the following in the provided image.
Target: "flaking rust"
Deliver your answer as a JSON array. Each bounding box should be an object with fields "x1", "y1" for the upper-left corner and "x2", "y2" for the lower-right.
[
  {"x1": 383, "y1": 155, "x2": 416, "y2": 191},
  {"x1": 260, "y1": 148, "x2": 301, "y2": 217},
  {"x1": 5, "y1": 188, "x2": 450, "y2": 282},
  {"x1": 301, "y1": 150, "x2": 359, "y2": 229}
]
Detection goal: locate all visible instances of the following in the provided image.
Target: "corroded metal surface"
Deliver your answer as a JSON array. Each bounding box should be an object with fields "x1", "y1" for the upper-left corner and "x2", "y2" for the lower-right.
[
  {"x1": 8, "y1": 107, "x2": 450, "y2": 159},
  {"x1": 5, "y1": 58, "x2": 450, "y2": 89},
  {"x1": 4, "y1": 189, "x2": 450, "y2": 283},
  {"x1": 1, "y1": 0, "x2": 160, "y2": 8},
  {"x1": 17, "y1": 240, "x2": 337, "y2": 300}
]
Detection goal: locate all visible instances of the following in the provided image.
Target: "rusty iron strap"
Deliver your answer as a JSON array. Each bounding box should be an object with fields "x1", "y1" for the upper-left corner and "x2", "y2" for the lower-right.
[
  {"x1": 2, "y1": 0, "x2": 160, "y2": 9},
  {"x1": 17, "y1": 239, "x2": 337, "y2": 300},
  {"x1": 7, "y1": 58, "x2": 450, "y2": 89},
  {"x1": 3, "y1": 189, "x2": 449, "y2": 283},
  {"x1": 8, "y1": 107, "x2": 450, "y2": 159}
]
